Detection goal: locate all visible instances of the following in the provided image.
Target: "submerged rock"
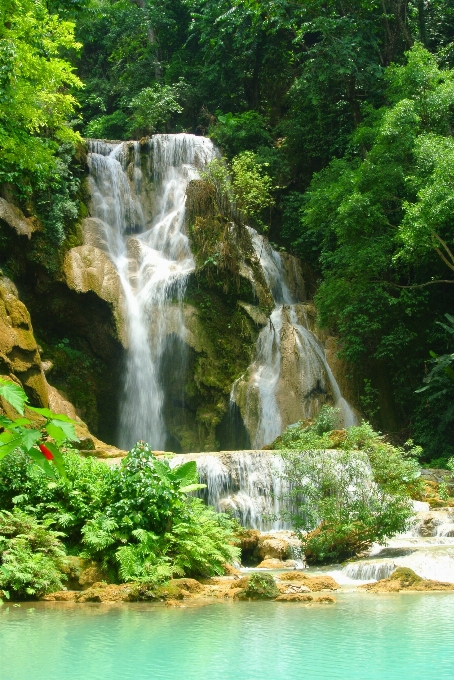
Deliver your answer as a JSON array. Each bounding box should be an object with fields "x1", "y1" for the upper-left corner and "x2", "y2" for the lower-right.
[
  {"x1": 276, "y1": 593, "x2": 336, "y2": 603},
  {"x1": 360, "y1": 567, "x2": 454, "y2": 593}
]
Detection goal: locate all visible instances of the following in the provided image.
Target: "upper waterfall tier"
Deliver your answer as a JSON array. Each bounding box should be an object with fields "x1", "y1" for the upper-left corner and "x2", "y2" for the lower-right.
[
  {"x1": 78, "y1": 134, "x2": 356, "y2": 452},
  {"x1": 87, "y1": 135, "x2": 216, "y2": 449}
]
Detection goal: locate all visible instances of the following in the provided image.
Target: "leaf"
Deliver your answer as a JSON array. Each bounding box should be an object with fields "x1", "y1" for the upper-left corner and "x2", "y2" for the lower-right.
[
  {"x1": 171, "y1": 460, "x2": 198, "y2": 486},
  {"x1": 50, "y1": 413, "x2": 78, "y2": 424},
  {"x1": 27, "y1": 448, "x2": 58, "y2": 480},
  {"x1": 21, "y1": 429, "x2": 41, "y2": 450},
  {"x1": 152, "y1": 459, "x2": 172, "y2": 484},
  {"x1": 180, "y1": 483, "x2": 207, "y2": 493},
  {"x1": 45, "y1": 442, "x2": 67, "y2": 479},
  {"x1": 27, "y1": 407, "x2": 55, "y2": 419},
  {"x1": 0, "y1": 380, "x2": 28, "y2": 415},
  {"x1": 11, "y1": 418, "x2": 31, "y2": 427},
  {"x1": 46, "y1": 420, "x2": 78, "y2": 443},
  {"x1": 0, "y1": 432, "x2": 26, "y2": 460}
]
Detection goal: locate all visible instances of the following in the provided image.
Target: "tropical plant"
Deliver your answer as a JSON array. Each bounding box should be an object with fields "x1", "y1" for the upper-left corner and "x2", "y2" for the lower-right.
[
  {"x1": 0, "y1": 378, "x2": 79, "y2": 479},
  {"x1": 276, "y1": 412, "x2": 421, "y2": 563},
  {"x1": 0, "y1": 509, "x2": 66, "y2": 600},
  {"x1": 0, "y1": 0, "x2": 82, "y2": 188}
]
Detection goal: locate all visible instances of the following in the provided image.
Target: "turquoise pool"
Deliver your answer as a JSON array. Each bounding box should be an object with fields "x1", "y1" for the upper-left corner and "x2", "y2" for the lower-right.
[{"x1": 1, "y1": 594, "x2": 453, "y2": 680}]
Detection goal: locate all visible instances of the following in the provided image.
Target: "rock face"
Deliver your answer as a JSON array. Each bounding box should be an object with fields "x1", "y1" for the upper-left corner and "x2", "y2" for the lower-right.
[
  {"x1": 0, "y1": 198, "x2": 37, "y2": 239},
  {"x1": 64, "y1": 230, "x2": 126, "y2": 344},
  {"x1": 0, "y1": 274, "x2": 126, "y2": 457},
  {"x1": 360, "y1": 567, "x2": 454, "y2": 593},
  {"x1": 0, "y1": 274, "x2": 49, "y2": 409}
]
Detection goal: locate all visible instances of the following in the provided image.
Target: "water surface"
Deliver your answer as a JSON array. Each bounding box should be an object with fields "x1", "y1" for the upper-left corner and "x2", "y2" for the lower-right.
[{"x1": 1, "y1": 594, "x2": 453, "y2": 680}]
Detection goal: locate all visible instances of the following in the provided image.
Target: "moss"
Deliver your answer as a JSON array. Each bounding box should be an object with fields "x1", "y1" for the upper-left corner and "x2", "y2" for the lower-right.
[{"x1": 389, "y1": 567, "x2": 422, "y2": 586}]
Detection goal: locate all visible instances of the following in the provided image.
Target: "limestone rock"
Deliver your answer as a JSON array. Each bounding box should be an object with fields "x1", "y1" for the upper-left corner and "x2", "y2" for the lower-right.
[
  {"x1": 277, "y1": 572, "x2": 340, "y2": 591},
  {"x1": 360, "y1": 567, "x2": 454, "y2": 593},
  {"x1": 76, "y1": 582, "x2": 136, "y2": 603},
  {"x1": 0, "y1": 198, "x2": 37, "y2": 239},
  {"x1": 256, "y1": 559, "x2": 298, "y2": 569},
  {"x1": 255, "y1": 531, "x2": 302, "y2": 562},
  {"x1": 0, "y1": 275, "x2": 49, "y2": 410},
  {"x1": 63, "y1": 244, "x2": 126, "y2": 344}
]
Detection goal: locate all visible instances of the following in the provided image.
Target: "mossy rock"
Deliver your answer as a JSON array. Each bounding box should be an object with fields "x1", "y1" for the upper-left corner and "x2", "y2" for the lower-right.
[
  {"x1": 238, "y1": 573, "x2": 279, "y2": 600},
  {"x1": 389, "y1": 567, "x2": 422, "y2": 587}
]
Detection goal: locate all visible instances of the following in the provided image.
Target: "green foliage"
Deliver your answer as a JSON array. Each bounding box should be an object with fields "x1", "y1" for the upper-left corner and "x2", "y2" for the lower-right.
[
  {"x1": 0, "y1": 509, "x2": 66, "y2": 599},
  {"x1": 0, "y1": 0, "x2": 82, "y2": 188},
  {"x1": 211, "y1": 111, "x2": 271, "y2": 158},
  {"x1": 231, "y1": 152, "x2": 274, "y2": 230},
  {"x1": 0, "y1": 450, "x2": 112, "y2": 546},
  {"x1": 0, "y1": 377, "x2": 79, "y2": 479},
  {"x1": 277, "y1": 413, "x2": 422, "y2": 563},
  {"x1": 127, "y1": 79, "x2": 186, "y2": 137},
  {"x1": 202, "y1": 152, "x2": 274, "y2": 231}
]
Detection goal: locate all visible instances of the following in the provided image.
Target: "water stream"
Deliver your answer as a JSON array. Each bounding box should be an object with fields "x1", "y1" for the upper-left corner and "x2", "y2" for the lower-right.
[
  {"x1": 232, "y1": 229, "x2": 356, "y2": 449},
  {"x1": 87, "y1": 135, "x2": 215, "y2": 449}
]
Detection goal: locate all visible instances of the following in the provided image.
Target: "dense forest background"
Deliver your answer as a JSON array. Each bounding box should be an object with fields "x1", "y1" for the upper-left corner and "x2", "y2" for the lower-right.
[{"x1": 1, "y1": 0, "x2": 454, "y2": 463}]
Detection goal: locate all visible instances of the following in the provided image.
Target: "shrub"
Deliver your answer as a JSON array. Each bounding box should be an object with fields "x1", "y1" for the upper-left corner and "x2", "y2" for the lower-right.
[
  {"x1": 0, "y1": 450, "x2": 113, "y2": 547},
  {"x1": 277, "y1": 411, "x2": 422, "y2": 563},
  {"x1": 0, "y1": 509, "x2": 66, "y2": 599}
]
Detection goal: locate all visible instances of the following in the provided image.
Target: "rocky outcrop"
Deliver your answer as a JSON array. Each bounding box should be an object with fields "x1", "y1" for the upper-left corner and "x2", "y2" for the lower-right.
[
  {"x1": 64, "y1": 224, "x2": 126, "y2": 344},
  {"x1": 277, "y1": 572, "x2": 340, "y2": 591},
  {"x1": 42, "y1": 571, "x2": 340, "y2": 604},
  {"x1": 0, "y1": 274, "x2": 49, "y2": 409},
  {"x1": 0, "y1": 198, "x2": 38, "y2": 239},
  {"x1": 360, "y1": 567, "x2": 454, "y2": 593}
]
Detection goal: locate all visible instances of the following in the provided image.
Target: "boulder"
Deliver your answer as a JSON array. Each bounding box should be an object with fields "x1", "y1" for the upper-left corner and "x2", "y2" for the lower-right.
[
  {"x1": 0, "y1": 198, "x2": 37, "y2": 239},
  {"x1": 63, "y1": 244, "x2": 126, "y2": 344},
  {"x1": 0, "y1": 274, "x2": 49, "y2": 409},
  {"x1": 278, "y1": 572, "x2": 340, "y2": 591},
  {"x1": 236, "y1": 572, "x2": 279, "y2": 600},
  {"x1": 360, "y1": 567, "x2": 454, "y2": 593},
  {"x1": 256, "y1": 559, "x2": 298, "y2": 569},
  {"x1": 255, "y1": 531, "x2": 302, "y2": 561}
]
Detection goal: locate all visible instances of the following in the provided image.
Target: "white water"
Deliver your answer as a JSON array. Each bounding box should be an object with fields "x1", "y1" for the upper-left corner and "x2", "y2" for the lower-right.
[
  {"x1": 169, "y1": 451, "x2": 291, "y2": 530},
  {"x1": 232, "y1": 229, "x2": 356, "y2": 448},
  {"x1": 87, "y1": 135, "x2": 215, "y2": 448},
  {"x1": 328, "y1": 508, "x2": 454, "y2": 585}
]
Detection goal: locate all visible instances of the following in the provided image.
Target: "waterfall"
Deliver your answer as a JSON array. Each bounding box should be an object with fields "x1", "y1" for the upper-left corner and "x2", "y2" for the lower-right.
[
  {"x1": 87, "y1": 135, "x2": 216, "y2": 449},
  {"x1": 169, "y1": 451, "x2": 291, "y2": 530},
  {"x1": 232, "y1": 228, "x2": 356, "y2": 449}
]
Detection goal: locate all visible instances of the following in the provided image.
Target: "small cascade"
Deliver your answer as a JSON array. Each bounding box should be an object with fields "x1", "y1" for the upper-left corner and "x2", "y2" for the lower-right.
[
  {"x1": 232, "y1": 228, "x2": 356, "y2": 448},
  {"x1": 169, "y1": 451, "x2": 291, "y2": 531},
  {"x1": 335, "y1": 509, "x2": 454, "y2": 584},
  {"x1": 87, "y1": 135, "x2": 215, "y2": 449}
]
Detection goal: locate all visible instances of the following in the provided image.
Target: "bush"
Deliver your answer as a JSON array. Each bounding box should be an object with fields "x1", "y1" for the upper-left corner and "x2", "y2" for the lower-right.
[
  {"x1": 0, "y1": 509, "x2": 66, "y2": 600},
  {"x1": 0, "y1": 442, "x2": 241, "y2": 589},
  {"x1": 211, "y1": 111, "x2": 272, "y2": 158},
  {"x1": 0, "y1": 449, "x2": 113, "y2": 547},
  {"x1": 277, "y1": 411, "x2": 422, "y2": 563}
]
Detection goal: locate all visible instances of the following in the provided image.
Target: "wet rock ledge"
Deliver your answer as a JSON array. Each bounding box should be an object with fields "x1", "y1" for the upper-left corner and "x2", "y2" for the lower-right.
[{"x1": 43, "y1": 570, "x2": 339, "y2": 606}]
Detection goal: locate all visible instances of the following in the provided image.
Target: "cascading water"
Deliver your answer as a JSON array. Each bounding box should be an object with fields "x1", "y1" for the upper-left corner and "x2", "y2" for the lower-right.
[
  {"x1": 87, "y1": 135, "x2": 216, "y2": 449},
  {"x1": 232, "y1": 228, "x2": 357, "y2": 449},
  {"x1": 169, "y1": 451, "x2": 292, "y2": 531}
]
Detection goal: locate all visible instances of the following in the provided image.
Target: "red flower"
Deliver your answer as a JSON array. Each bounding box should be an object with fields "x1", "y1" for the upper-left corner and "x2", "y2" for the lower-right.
[{"x1": 39, "y1": 444, "x2": 54, "y2": 461}]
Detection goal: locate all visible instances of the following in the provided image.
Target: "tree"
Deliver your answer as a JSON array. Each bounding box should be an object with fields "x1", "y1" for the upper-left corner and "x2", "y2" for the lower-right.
[{"x1": 0, "y1": 0, "x2": 82, "y2": 188}]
